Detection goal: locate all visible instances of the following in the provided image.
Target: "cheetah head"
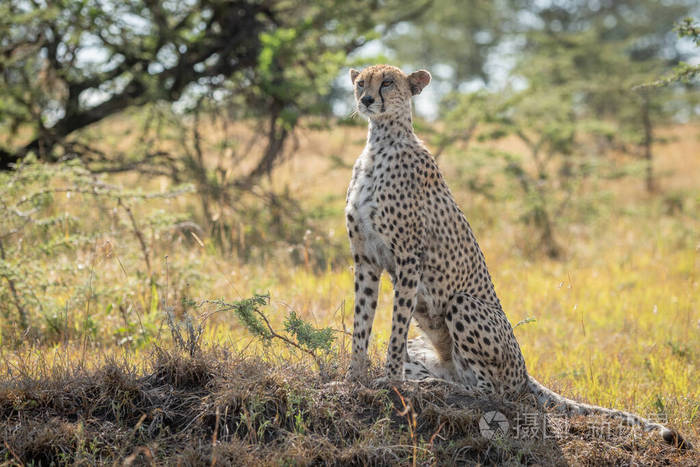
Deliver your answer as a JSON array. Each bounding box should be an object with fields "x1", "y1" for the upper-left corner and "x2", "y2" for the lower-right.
[{"x1": 349, "y1": 64, "x2": 430, "y2": 120}]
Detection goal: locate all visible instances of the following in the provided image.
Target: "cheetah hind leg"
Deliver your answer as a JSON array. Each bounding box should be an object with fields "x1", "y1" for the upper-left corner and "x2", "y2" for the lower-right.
[
  {"x1": 403, "y1": 359, "x2": 433, "y2": 381},
  {"x1": 403, "y1": 336, "x2": 487, "y2": 399},
  {"x1": 405, "y1": 336, "x2": 460, "y2": 383}
]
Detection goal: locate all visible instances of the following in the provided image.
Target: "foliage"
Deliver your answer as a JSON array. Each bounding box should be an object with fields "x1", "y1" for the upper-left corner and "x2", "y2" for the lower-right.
[
  {"x1": 0, "y1": 0, "x2": 405, "y2": 262},
  {"x1": 382, "y1": 0, "x2": 512, "y2": 87},
  {"x1": 206, "y1": 294, "x2": 336, "y2": 371},
  {"x1": 0, "y1": 158, "x2": 192, "y2": 343},
  {"x1": 283, "y1": 310, "x2": 335, "y2": 353},
  {"x1": 645, "y1": 18, "x2": 700, "y2": 87},
  {"x1": 420, "y1": 2, "x2": 698, "y2": 256},
  {"x1": 511, "y1": 2, "x2": 698, "y2": 195},
  {"x1": 438, "y1": 37, "x2": 612, "y2": 257},
  {"x1": 1, "y1": 0, "x2": 263, "y2": 167},
  {"x1": 212, "y1": 294, "x2": 273, "y2": 342},
  {"x1": 0, "y1": 0, "x2": 392, "y2": 171},
  {"x1": 166, "y1": 293, "x2": 335, "y2": 361}
]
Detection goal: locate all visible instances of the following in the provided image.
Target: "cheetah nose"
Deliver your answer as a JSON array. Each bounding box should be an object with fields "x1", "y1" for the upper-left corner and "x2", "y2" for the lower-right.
[{"x1": 361, "y1": 95, "x2": 375, "y2": 107}]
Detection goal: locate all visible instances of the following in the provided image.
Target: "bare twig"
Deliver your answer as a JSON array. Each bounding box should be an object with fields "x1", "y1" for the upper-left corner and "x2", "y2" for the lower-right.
[
  {"x1": 0, "y1": 237, "x2": 28, "y2": 329},
  {"x1": 118, "y1": 198, "x2": 151, "y2": 275},
  {"x1": 253, "y1": 306, "x2": 324, "y2": 370},
  {"x1": 433, "y1": 122, "x2": 478, "y2": 160},
  {"x1": 81, "y1": 240, "x2": 98, "y2": 362},
  {"x1": 393, "y1": 387, "x2": 418, "y2": 467}
]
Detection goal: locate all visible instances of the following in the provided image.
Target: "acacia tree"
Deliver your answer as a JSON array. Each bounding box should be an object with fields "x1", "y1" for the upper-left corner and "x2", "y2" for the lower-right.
[
  {"x1": 1, "y1": 0, "x2": 261, "y2": 168},
  {"x1": 391, "y1": 0, "x2": 697, "y2": 193},
  {"x1": 0, "y1": 0, "x2": 406, "y2": 173},
  {"x1": 511, "y1": 0, "x2": 698, "y2": 193},
  {"x1": 432, "y1": 2, "x2": 698, "y2": 257},
  {"x1": 0, "y1": 0, "x2": 433, "y2": 259},
  {"x1": 669, "y1": 18, "x2": 700, "y2": 84},
  {"x1": 382, "y1": 0, "x2": 512, "y2": 89}
]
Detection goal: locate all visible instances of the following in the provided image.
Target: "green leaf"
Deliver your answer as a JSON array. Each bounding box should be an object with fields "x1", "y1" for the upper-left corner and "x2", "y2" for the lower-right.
[{"x1": 283, "y1": 311, "x2": 334, "y2": 352}]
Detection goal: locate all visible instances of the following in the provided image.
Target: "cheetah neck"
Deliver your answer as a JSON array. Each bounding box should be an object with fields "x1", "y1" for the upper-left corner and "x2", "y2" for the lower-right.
[{"x1": 366, "y1": 112, "x2": 416, "y2": 148}]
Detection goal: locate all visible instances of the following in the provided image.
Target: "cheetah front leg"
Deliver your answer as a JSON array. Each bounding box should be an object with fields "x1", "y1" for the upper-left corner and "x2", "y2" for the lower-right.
[
  {"x1": 347, "y1": 259, "x2": 382, "y2": 381},
  {"x1": 382, "y1": 254, "x2": 421, "y2": 382}
]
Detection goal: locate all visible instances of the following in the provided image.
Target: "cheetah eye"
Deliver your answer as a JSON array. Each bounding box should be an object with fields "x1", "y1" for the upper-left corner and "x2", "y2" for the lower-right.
[
  {"x1": 381, "y1": 80, "x2": 393, "y2": 87},
  {"x1": 357, "y1": 80, "x2": 364, "y2": 88}
]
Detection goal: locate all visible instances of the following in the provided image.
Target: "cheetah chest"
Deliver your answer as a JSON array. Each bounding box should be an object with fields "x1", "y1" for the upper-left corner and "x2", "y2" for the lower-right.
[{"x1": 345, "y1": 151, "x2": 396, "y2": 276}]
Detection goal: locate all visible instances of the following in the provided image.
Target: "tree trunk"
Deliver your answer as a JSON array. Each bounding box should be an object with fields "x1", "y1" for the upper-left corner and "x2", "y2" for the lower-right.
[{"x1": 641, "y1": 95, "x2": 655, "y2": 193}]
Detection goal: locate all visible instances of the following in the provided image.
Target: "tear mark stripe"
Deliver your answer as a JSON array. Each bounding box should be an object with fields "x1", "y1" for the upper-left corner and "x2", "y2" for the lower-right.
[{"x1": 379, "y1": 72, "x2": 386, "y2": 112}]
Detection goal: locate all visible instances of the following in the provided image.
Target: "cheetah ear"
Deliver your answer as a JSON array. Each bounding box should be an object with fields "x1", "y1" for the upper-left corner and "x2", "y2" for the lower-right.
[
  {"x1": 408, "y1": 70, "x2": 431, "y2": 95},
  {"x1": 350, "y1": 68, "x2": 360, "y2": 85}
]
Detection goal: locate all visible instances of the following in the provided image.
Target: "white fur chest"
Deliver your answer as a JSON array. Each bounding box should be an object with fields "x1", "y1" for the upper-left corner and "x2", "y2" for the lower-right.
[{"x1": 345, "y1": 147, "x2": 396, "y2": 274}]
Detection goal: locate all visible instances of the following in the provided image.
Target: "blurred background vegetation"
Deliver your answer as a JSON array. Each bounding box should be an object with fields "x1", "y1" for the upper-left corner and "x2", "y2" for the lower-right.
[{"x1": 0, "y1": 0, "x2": 699, "y2": 438}]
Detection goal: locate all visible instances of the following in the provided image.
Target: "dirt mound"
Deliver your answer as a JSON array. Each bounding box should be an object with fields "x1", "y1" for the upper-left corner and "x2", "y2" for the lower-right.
[{"x1": 1, "y1": 347, "x2": 696, "y2": 466}]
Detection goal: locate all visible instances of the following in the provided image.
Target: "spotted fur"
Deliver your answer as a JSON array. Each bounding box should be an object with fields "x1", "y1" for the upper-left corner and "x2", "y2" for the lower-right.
[{"x1": 343, "y1": 64, "x2": 691, "y2": 449}]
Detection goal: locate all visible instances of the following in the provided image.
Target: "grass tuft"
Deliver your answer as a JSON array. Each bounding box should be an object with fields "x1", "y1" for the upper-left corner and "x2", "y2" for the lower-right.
[{"x1": 1, "y1": 346, "x2": 698, "y2": 465}]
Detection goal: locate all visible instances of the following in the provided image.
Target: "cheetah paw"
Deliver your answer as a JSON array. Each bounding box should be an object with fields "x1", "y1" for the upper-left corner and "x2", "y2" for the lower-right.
[{"x1": 372, "y1": 375, "x2": 404, "y2": 388}]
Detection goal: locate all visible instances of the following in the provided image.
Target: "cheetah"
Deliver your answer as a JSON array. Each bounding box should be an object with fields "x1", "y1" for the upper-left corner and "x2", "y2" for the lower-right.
[{"x1": 343, "y1": 64, "x2": 691, "y2": 449}]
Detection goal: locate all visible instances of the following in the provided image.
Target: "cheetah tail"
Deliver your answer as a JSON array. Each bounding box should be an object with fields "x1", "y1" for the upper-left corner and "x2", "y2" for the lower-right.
[{"x1": 526, "y1": 375, "x2": 692, "y2": 450}]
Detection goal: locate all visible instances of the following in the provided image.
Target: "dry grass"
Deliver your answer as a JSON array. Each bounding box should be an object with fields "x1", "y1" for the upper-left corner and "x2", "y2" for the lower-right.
[{"x1": 1, "y1": 346, "x2": 698, "y2": 466}]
